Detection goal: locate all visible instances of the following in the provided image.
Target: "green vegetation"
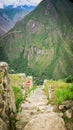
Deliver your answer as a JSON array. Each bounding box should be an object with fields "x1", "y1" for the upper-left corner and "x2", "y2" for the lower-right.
[
  {"x1": 9, "y1": 54, "x2": 28, "y2": 73},
  {"x1": 65, "y1": 75, "x2": 73, "y2": 83},
  {"x1": 26, "y1": 86, "x2": 37, "y2": 96},
  {"x1": 44, "y1": 80, "x2": 73, "y2": 105},
  {"x1": 0, "y1": 46, "x2": 9, "y2": 62},
  {"x1": 55, "y1": 84, "x2": 73, "y2": 104},
  {"x1": 12, "y1": 85, "x2": 37, "y2": 109},
  {"x1": 0, "y1": 0, "x2": 73, "y2": 81},
  {"x1": 12, "y1": 86, "x2": 23, "y2": 109},
  {"x1": 10, "y1": 74, "x2": 37, "y2": 109},
  {"x1": 37, "y1": 107, "x2": 41, "y2": 112},
  {"x1": 9, "y1": 74, "x2": 25, "y2": 87}
]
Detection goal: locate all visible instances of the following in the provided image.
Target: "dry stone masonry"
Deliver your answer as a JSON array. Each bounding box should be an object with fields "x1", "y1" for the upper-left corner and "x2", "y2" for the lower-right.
[{"x1": 0, "y1": 62, "x2": 16, "y2": 130}]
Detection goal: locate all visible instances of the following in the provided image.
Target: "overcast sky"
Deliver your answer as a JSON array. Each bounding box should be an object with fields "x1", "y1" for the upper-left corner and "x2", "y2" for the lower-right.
[{"x1": 0, "y1": 0, "x2": 42, "y2": 8}]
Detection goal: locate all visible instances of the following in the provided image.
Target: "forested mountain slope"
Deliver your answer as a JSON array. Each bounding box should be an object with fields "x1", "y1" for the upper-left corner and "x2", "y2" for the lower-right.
[{"x1": 0, "y1": 0, "x2": 73, "y2": 80}]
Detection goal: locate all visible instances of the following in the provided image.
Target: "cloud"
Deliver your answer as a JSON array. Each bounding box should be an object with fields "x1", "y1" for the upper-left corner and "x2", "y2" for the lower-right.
[
  {"x1": 0, "y1": 0, "x2": 42, "y2": 8},
  {"x1": 0, "y1": 2, "x2": 3, "y2": 8}
]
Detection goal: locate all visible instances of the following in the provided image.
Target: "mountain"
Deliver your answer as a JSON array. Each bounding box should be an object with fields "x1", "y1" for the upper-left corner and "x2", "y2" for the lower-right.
[
  {"x1": 0, "y1": 6, "x2": 35, "y2": 37},
  {"x1": 0, "y1": 0, "x2": 73, "y2": 81},
  {"x1": 0, "y1": 13, "x2": 14, "y2": 37},
  {"x1": 4, "y1": 5, "x2": 35, "y2": 11}
]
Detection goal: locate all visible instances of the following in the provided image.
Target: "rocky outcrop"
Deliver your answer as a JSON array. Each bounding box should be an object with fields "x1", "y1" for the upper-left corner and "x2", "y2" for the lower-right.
[
  {"x1": 59, "y1": 100, "x2": 73, "y2": 119},
  {"x1": 0, "y1": 62, "x2": 16, "y2": 130},
  {"x1": 59, "y1": 100, "x2": 73, "y2": 130},
  {"x1": 16, "y1": 87, "x2": 67, "y2": 130}
]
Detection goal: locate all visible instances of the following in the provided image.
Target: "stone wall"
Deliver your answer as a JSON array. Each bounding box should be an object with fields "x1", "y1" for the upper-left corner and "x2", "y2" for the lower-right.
[{"x1": 0, "y1": 62, "x2": 16, "y2": 130}]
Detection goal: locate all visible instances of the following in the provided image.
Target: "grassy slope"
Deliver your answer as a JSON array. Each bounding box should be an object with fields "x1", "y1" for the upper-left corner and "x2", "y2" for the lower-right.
[
  {"x1": 44, "y1": 79, "x2": 73, "y2": 104},
  {"x1": 0, "y1": 0, "x2": 73, "y2": 80}
]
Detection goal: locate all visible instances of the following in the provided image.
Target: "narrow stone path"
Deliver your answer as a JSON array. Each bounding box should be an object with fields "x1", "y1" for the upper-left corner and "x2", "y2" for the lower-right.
[
  {"x1": 26, "y1": 87, "x2": 53, "y2": 110},
  {"x1": 16, "y1": 87, "x2": 67, "y2": 130}
]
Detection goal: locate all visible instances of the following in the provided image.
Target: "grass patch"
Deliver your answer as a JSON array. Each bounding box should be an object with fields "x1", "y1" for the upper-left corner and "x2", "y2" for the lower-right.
[
  {"x1": 12, "y1": 86, "x2": 23, "y2": 109},
  {"x1": 44, "y1": 80, "x2": 73, "y2": 104},
  {"x1": 55, "y1": 84, "x2": 73, "y2": 104}
]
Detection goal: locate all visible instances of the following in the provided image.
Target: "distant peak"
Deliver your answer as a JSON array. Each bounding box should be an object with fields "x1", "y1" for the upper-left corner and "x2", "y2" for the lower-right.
[{"x1": 3, "y1": 5, "x2": 36, "y2": 11}]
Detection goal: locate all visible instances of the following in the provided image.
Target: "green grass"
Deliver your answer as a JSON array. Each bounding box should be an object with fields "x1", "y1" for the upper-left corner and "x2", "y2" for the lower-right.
[
  {"x1": 55, "y1": 84, "x2": 73, "y2": 104},
  {"x1": 12, "y1": 86, "x2": 23, "y2": 109},
  {"x1": 26, "y1": 86, "x2": 37, "y2": 96},
  {"x1": 44, "y1": 80, "x2": 73, "y2": 104},
  {"x1": 10, "y1": 74, "x2": 37, "y2": 109}
]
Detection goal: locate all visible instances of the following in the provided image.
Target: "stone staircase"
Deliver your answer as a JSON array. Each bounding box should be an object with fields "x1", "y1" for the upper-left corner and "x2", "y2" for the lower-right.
[{"x1": 16, "y1": 87, "x2": 67, "y2": 130}]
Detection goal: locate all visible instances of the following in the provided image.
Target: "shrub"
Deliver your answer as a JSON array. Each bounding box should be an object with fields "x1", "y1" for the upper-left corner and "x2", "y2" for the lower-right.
[
  {"x1": 65, "y1": 75, "x2": 73, "y2": 83},
  {"x1": 12, "y1": 86, "x2": 23, "y2": 109}
]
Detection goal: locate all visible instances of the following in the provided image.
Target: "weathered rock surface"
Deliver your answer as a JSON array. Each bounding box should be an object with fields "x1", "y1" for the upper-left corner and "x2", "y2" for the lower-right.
[
  {"x1": 24, "y1": 113, "x2": 66, "y2": 130},
  {"x1": 59, "y1": 100, "x2": 73, "y2": 130},
  {"x1": 16, "y1": 87, "x2": 67, "y2": 130},
  {"x1": 0, "y1": 118, "x2": 8, "y2": 130},
  {"x1": 59, "y1": 100, "x2": 73, "y2": 119},
  {"x1": 0, "y1": 62, "x2": 16, "y2": 130},
  {"x1": 59, "y1": 100, "x2": 73, "y2": 112}
]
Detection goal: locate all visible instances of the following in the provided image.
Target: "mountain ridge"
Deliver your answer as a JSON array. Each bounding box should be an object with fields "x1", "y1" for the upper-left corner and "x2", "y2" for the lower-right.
[
  {"x1": 0, "y1": 6, "x2": 35, "y2": 37},
  {"x1": 0, "y1": 0, "x2": 73, "y2": 81}
]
